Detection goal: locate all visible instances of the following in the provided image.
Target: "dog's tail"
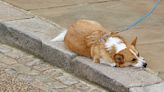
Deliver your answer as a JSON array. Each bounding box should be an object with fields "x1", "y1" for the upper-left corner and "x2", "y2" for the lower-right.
[{"x1": 51, "y1": 30, "x2": 67, "y2": 42}]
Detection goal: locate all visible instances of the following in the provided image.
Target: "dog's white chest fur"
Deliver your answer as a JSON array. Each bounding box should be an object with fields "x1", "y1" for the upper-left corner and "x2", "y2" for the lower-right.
[{"x1": 105, "y1": 37, "x2": 126, "y2": 53}]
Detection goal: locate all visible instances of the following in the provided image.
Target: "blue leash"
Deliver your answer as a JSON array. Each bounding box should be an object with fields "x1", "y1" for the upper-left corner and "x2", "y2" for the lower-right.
[{"x1": 121, "y1": 0, "x2": 160, "y2": 32}]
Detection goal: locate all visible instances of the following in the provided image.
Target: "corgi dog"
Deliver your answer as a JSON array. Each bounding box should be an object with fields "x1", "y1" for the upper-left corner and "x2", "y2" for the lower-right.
[{"x1": 51, "y1": 19, "x2": 147, "y2": 68}]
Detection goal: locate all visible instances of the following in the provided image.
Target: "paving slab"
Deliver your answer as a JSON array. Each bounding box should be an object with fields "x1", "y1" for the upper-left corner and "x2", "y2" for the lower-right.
[
  {"x1": 130, "y1": 82, "x2": 164, "y2": 92},
  {"x1": 29, "y1": 0, "x2": 162, "y2": 31},
  {"x1": 30, "y1": 1, "x2": 140, "y2": 30},
  {"x1": 3, "y1": 0, "x2": 163, "y2": 31},
  {"x1": 3, "y1": 0, "x2": 108, "y2": 10},
  {"x1": 0, "y1": 1, "x2": 33, "y2": 22},
  {"x1": 0, "y1": 17, "x2": 163, "y2": 92}
]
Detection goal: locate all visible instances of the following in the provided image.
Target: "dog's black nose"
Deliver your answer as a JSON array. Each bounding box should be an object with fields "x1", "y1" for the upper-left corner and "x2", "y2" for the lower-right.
[{"x1": 143, "y1": 63, "x2": 147, "y2": 68}]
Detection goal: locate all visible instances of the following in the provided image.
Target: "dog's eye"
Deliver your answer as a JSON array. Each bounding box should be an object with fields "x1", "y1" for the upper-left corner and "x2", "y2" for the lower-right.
[
  {"x1": 132, "y1": 58, "x2": 137, "y2": 61},
  {"x1": 117, "y1": 57, "x2": 122, "y2": 61}
]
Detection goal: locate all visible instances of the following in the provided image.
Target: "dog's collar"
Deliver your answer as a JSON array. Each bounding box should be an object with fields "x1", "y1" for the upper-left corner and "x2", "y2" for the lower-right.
[{"x1": 99, "y1": 33, "x2": 111, "y2": 43}]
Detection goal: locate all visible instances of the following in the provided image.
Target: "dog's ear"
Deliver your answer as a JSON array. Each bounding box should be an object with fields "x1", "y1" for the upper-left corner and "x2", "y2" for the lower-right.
[
  {"x1": 114, "y1": 54, "x2": 124, "y2": 64},
  {"x1": 131, "y1": 36, "x2": 137, "y2": 47},
  {"x1": 110, "y1": 32, "x2": 119, "y2": 35}
]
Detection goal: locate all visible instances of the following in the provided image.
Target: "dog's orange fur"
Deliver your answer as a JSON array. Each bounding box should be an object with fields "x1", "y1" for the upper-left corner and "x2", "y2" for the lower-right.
[{"x1": 64, "y1": 19, "x2": 143, "y2": 67}]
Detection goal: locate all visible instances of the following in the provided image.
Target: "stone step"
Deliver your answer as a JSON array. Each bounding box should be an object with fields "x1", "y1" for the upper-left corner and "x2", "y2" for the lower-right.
[{"x1": 0, "y1": 17, "x2": 163, "y2": 92}]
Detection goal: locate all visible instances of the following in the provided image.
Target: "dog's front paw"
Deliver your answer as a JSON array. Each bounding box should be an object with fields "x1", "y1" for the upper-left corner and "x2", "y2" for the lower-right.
[
  {"x1": 93, "y1": 60, "x2": 100, "y2": 64},
  {"x1": 110, "y1": 63, "x2": 117, "y2": 67}
]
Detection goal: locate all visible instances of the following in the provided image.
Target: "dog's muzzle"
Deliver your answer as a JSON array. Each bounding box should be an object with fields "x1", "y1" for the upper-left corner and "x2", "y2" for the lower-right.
[{"x1": 133, "y1": 57, "x2": 147, "y2": 68}]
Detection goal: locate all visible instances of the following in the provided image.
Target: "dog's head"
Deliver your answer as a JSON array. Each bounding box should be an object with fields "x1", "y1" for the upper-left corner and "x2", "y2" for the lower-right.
[{"x1": 104, "y1": 34, "x2": 147, "y2": 68}]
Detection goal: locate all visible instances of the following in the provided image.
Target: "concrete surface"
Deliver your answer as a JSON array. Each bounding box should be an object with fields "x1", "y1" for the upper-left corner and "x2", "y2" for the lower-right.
[
  {"x1": 0, "y1": 43, "x2": 107, "y2": 92},
  {"x1": 0, "y1": 1, "x2": 33, "y2": 22},
  {"x1": 0, "y1": 0, "x2": 154, "y2": 30},
  {"x1": 2, "y1": 0, "x2": 164, "y2": 77},
  {"x1": 4, "y1": 0, "x2": 163, "y2": 30},
  {"x1": 3, "y1": 0, "x2": 108, "y2": 10},
  {"x1": 130, "y1": 82, "x2": 164, "y2": 92},
  {"x1": 30, "y1": 0, "x2": 148, "y2": 31},
  {"x1": 0, "y1": 0, "x2": 164, "y2": 92}
]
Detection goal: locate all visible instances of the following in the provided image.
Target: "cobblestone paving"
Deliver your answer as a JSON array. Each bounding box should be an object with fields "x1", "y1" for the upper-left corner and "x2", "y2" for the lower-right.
[{"x1": 0, "y1": 43, "x2": 108, "y2": 92}]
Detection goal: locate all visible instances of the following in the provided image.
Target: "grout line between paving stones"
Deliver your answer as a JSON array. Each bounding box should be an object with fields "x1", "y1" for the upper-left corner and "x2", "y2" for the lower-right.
[
  {"x1": 88, "y1": 0, "x2": 110, "y2": 4},
  {"x1": 27, "y1": 4, "x2": 78, "y2": 11},
  {"x1": 1, "y1": 16, "x2": 35, "y2": 22},
  {"x1": 129, "y1": 81, "x2": 162, "y2": 88},
  {"x1": 138, "y1": 41, "x2": 164, "y2": 45}
]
